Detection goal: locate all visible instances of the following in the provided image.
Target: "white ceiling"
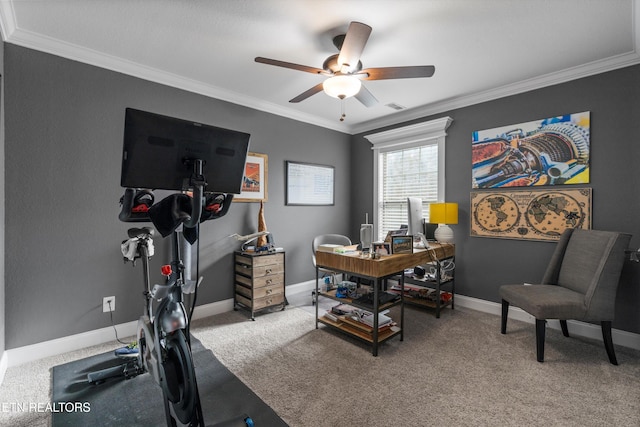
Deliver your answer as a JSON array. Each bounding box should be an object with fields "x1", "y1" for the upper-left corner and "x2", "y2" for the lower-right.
[{"x1": 1, "y1": 0, "x2": 638, "y2": 134}]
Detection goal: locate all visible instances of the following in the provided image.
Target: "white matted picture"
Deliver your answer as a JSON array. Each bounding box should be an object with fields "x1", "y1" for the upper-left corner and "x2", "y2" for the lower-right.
[
  {"x1": 286, "y1": 161, "x2": 334, "y2": 206},
  {"x1": 234, "y1": 152, "x2": 268, "y2": 202}
]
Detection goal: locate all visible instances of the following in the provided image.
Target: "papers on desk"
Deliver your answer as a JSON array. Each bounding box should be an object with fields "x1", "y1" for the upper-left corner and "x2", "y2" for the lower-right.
[{"x1": 317, "y1": 244, "x2": 344, "y2": 253}]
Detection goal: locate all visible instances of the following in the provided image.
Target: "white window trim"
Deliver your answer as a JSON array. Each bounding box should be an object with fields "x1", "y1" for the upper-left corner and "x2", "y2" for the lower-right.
[{"x1": 364, "y1": 116, "x2": 453, "y2": 240}]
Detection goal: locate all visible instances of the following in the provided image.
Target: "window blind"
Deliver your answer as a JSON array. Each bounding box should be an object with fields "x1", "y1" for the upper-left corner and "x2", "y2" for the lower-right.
[{"x1": 377, "y1": 144, "x2": 438, "y2": 238}]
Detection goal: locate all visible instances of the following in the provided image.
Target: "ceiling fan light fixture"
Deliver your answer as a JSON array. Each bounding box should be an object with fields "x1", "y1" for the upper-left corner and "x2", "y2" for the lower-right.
[{"x1": 322, "y1": 75, "x2": 361, "y2": 99}]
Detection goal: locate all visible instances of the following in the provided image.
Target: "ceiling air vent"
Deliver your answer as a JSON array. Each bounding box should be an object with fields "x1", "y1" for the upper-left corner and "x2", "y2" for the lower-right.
[{"x1": 385, "y1": 102, "x2": 406, "y2": 111}]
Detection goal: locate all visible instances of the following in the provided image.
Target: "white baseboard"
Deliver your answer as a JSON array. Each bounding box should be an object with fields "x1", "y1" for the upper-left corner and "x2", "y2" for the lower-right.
[
  {"x1": 4, "y1": 298, "x2": 234, "y2": 369},
  {"x1": 454, "y1": 294, "x2": 640, "y2": 351},
  {"x1": 0, "y1": 351, "x2": 7, "y2": 386},
  {"x1": 285, "y1": 279, "x2": 316, "y2": 295}
]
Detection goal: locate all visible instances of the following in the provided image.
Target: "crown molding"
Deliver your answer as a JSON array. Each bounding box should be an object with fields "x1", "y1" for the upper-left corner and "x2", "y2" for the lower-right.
[
  {"x1": 1, "y1": 0, "x2": 639, "y2": 136},
  {"x1": 350, "y1": 50, "x2": 640, "y2": 135}
]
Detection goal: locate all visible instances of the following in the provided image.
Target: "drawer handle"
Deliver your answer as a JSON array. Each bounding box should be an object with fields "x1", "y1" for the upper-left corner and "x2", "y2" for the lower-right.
[
  {"x1": 266, "y1": 279, "x2": 272, "y2": 285},
  {"x1": 265, "y1": 268, "x2": 272, "y2": 274},
  {"x1": 266, "y1": 288, "x2": 273, "y2": 294},
  {"x1": 266, "y1": 298, "x2": 272, "y2": 304}
]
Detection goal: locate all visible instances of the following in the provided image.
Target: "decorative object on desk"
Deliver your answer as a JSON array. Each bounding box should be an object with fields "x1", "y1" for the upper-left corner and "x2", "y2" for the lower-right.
[
  {"x1": 257, "y1": 201, "x2": 268, "y2": 247},
  {"x1": 285, "y1": 161, "x2": 334, "y2": 205},
  {"x1": 235, "y1": 152, "x2": 268, "y2": 202},
  {"x1": 373, "y1": 242, "x2": 391, "y2": 255},
  {"x1": 470, "y1": 188, "x2": 591, "y2": 242},
  {"x1": 360, "y1": 213, "x2": 373, "y2": 253},
  {"x1": 391, "y1": 235, "x2": 413, "y2": 254},
  {"x1": 430, "y1": 202, "x2": 458, "y2": 244}
]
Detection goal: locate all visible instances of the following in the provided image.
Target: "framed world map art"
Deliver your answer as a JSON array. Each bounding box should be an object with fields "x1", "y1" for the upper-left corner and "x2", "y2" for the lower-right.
[{"x1": 470, "y1": 188, "x2": 592, "y2": 242}]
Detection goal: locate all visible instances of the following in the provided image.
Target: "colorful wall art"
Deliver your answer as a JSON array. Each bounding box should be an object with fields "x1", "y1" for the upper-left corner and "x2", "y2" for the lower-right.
[
  {"x1": 470, "y1": 188, "x2": 591, "y2": 242},
  {"x1": 472, "y1": 112, "x2": 590, "y2": 188}
]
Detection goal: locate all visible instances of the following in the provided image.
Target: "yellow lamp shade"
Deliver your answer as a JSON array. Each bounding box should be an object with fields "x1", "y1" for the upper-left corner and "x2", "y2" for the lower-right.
[{"x1": 429, "y1": 203, "x2": 458, "y2": 225}]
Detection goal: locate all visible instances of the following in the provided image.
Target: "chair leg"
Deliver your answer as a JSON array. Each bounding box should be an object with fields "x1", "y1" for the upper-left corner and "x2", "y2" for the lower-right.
[
  {"x1": 560, "y1": 320, "x2": 569, "y2": 337},
  {"x1": 535, "y1": 319, "x2": 546, "y2": 362},
  {"x1": 501, "y1": 299, "x2": 509, "y2": 334},
  {"x1": 601, "y1": 321, "x2": 618, "y2": 365}
]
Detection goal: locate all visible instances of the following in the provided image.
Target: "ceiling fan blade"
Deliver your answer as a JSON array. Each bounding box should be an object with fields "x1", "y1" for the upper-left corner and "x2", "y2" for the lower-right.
[
  {"x1": 255, "y1": 57, "x2": 326, "y2": 75},
  {"x1": 360, "y1": 65, "x2": 436, "y2": 80},
  {"x1": 354, "y1": 83, "x2": 378, "y2": 108},
  {"x1": 289, "y1": 83, "x2": 325, "y2": 103},
  {"x1": 337, "y1": 22, "x2": 372, "y2": 73}
]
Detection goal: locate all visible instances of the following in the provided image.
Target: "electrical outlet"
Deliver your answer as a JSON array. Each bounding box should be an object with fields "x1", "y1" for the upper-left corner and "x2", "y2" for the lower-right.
[{"x1": 103, "y1": 296, "x2": 115, "y2": 313}]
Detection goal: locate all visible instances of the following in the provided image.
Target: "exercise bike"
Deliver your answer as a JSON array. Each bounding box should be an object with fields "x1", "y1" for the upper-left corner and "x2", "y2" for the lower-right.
[{"x1": 88, "y1": 184, "x2": 253, "y2": 427}]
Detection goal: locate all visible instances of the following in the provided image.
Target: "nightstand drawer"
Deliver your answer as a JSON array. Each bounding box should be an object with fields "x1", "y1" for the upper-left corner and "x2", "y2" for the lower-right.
[
  {"x1": 235, "y1": 273, "x2": 284, "y2": 289},
  {"x1": 235, "y1": 262, "x2": 284, "y2": 278},
  {"x1": 235, "y1": 283, "x2": 283, "y2": 299},
  {"x1": 253, "y1": 293, "x2": 285, "y2": 311}
]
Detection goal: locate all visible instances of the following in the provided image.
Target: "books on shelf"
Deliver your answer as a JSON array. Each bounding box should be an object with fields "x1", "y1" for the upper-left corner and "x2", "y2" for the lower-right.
[
  {"x1": 389, "y1": 283, "x2": 452, "y2": 303},
  {"x1": 326, "y1": 303, "x2": 395, "y2": 332}
]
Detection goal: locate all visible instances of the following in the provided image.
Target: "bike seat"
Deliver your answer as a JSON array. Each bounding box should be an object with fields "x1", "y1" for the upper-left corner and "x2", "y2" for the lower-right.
[{"x1": 128, "y1": 227, "x2": 154, "y2": 239}]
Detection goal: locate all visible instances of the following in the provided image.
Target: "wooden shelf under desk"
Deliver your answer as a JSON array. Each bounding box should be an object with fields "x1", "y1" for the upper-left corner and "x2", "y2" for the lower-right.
[{"x1": 318, "y1": 316, "x2": 401, "y2": 344}]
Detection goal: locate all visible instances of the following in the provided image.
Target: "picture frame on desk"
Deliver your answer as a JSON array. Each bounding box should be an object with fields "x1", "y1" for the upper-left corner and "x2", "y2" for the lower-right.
[
  {"x1": 373, "y1": 242, "x2": 391, "y2": 255},
  {"x1": 391, "y1": 236, "x2": 413, "y2": 254}
]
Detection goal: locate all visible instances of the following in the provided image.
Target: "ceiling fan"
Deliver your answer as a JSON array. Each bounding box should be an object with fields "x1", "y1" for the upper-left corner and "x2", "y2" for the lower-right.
[{"x1": 255, "y1": 21, "x2": 435, "y2": 120}]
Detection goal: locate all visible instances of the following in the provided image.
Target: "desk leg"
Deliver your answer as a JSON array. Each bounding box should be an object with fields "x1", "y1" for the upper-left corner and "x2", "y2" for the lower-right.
[
  {"x1": 400, "y1": 272, "x2": 404, "y2": 341},
  {"x1": 372, "y1": 277, "x2": 379, "y2": 357},
  {"x1": 435, "y1": 261, "x2": 442, "y2": 319},
  {"x1": 315, "y1": 266, "x2": 319, "y2": 329}
]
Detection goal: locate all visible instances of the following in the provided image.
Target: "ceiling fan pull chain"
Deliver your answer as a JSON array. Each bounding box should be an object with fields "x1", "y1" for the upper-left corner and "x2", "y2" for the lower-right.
[{"x1": 340, "y1": 97, "x2": 346, "y2": 122}]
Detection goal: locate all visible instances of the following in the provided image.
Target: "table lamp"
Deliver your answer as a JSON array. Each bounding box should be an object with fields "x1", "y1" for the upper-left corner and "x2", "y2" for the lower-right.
[{"x1": 429, "y1": 203, "x2": 458, "y2": 243}]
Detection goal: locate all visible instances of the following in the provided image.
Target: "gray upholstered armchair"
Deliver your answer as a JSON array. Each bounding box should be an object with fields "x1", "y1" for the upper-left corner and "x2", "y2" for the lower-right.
[{"x1": 500, "y1": 228, "x2": 631, "y2": 364}]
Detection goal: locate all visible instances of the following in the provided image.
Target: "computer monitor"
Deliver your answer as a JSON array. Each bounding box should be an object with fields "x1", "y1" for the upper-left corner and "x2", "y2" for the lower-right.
[
  {"x1": 407, "y1": 197, "x2": 426, "y2": 247},
  {"x1": 120, "y1": 108, "x2": 251, "y2": 193}
]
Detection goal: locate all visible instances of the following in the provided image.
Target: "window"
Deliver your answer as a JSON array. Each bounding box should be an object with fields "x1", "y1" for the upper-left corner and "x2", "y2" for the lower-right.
[{"x1": 365, "y1": 117, "x2": 453, "y2": 240}]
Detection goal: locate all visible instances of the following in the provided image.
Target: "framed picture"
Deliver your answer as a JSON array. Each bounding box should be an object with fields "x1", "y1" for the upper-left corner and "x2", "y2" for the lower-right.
[
  {"x1": 472, "y1": 111, "x2": 590, "y2": 188},
  {"x1": 373, "y1": 242, "x2": 391, "y2": 255},
  {"x1": 234, "y1": 152, "x2": 268, "y2": 202},
  {"x1": 391, "y1": 235, "x2": 413, "y2": 254},
  {"x1": 286, "y1": 161, "x2": 335, "y2": 206},
  {"x1": 470, "y1": 187, "x2": 592, "y2": 242}
]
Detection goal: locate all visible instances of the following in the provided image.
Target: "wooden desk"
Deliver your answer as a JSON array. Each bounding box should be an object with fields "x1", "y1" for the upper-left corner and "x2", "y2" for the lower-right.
[{"x1": 314, "y1": 243, "x2": 454, "y2": 355}]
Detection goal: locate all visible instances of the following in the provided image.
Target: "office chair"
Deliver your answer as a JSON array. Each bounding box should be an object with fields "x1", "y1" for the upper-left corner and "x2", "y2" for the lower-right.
[
  {"x1": 500, "y1": 228, "x2": 631, "y2": 364},
  {"x1": 311, "y1": 234, "x2": 352, "y2": 304}
]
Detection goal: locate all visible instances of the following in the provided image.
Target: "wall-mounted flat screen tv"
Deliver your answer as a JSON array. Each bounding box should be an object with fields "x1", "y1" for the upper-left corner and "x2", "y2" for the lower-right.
[{"x1": 120, "y1": 108, "x2": 250, "y2": 193}]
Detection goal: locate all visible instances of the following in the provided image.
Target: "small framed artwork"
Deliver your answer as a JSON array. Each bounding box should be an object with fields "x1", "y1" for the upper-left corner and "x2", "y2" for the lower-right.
[
  {"x1": 391, "y1": 236, "x2": 413, "y2": 254},
  {"x1": 234, "y1": 152, "x2": 268, "y2": 202},
  {"x1": 285, "y1": 161, "x2": 335, "y2": 206},
  {"x1": 373, "y1": 242, "x2": 391, "y2": 255}
]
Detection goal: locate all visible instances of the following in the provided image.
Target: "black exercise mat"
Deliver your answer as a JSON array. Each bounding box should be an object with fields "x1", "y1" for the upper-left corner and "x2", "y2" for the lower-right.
[{"x1": 51, "y1": 337, "x2": 287, "y2": 426}]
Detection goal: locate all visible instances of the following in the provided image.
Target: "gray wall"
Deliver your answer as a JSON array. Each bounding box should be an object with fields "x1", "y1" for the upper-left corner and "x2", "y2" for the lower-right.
[
  {"x1": 352, "y1": 64, "x2": 640, "y2": 334},
  {"x1": 3, "y1": 44, "x2": 351, "y2": 349}
]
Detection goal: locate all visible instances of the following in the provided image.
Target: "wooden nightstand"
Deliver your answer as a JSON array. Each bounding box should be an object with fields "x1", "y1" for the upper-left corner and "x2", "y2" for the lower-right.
[{"x1": 234, "y1": 250, "x2": 286, "y2": 320}]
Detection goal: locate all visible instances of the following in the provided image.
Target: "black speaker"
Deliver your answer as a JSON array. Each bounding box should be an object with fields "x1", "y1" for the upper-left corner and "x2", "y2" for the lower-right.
[{"x1": 424, "y1": 223, "x2": 438, "y2": 241}]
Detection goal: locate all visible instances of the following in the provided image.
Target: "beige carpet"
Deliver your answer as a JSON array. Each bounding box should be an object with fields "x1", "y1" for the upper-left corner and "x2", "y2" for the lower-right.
[
  {"x1": 190, "y1": 305, "x2": 640, "y2": 427},
  {"x1": 1, "y1": 303, "x2": 638, "y2": 427}
]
